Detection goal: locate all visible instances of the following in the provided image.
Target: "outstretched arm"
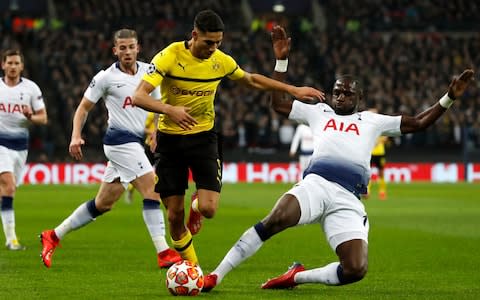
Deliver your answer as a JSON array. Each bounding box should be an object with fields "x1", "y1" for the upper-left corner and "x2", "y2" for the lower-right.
[
  {"x1": 400, "y1": 69, "x2": 474, "y2": 134},
  {"x1": 269, "y1": 25, "x2": 296, "y2": 117},
  {"x1": 237, "y1": 26, "x2": 324, "y2": 103},
  {"x1": 239, "y1": 72, "x2": 323, "y2": 102}
]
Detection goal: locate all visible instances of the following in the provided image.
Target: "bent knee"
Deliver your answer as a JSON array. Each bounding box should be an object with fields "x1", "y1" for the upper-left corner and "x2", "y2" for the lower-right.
[
  {"x1": 199, "y1": 206, "x2": 216, "y2": 219},
  {"x1": 2, "y1": 187, "x2": 16, "y2": 196},
  {"x1": 342, "y1": 262, "x2": 368, "y2": 283}
]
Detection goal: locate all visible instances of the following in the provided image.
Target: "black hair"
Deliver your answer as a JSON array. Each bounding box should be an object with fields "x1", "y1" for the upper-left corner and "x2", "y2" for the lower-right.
[
  {"x1": 336, "y1": 74, "x2": 363, "y2": 91},
  {"x1": 194, "y1": 10, "x2": 224, "y2": 32},
  {"x1": 336, "y1": 74, "x2": 364, "y2": 97}
]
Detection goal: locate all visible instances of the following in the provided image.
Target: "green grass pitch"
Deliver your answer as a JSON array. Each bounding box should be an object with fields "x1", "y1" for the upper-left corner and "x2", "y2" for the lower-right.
[{"x1": 1, "y1": 183, "x2": 479, "y2": 299}]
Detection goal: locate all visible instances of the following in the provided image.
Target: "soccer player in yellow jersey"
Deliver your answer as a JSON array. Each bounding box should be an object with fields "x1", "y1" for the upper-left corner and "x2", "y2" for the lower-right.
[
  {"x1": 367, "y1": 109, "x2": 389, "y2": 200},
  {"x1": 133, "y1": 10, "x2": 324, "y2": 264},
  {"x1": 368, "y1": 136, "x2": 389, "y2": 199}
]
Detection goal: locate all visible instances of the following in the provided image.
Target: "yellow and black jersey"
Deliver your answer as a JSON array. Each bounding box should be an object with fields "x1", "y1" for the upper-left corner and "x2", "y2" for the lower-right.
[
  {"x1": 142, "y1": 41, "x2": 245, "y2": 135},
  {"x1": 371, "y1": 136, "x2": 388, "y2": 156}
]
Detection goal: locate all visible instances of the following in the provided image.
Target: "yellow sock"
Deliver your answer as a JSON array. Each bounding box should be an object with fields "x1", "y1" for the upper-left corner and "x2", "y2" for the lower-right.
[
  {"x1": 172, "y1": 229, "x2": 198, "y2": 264},
  {"x1": 367, "y1": 181, "x2": 372, "y2": 195},
  {"x1": 379, "y1": 178, "x2": 386, "y2": 193}
]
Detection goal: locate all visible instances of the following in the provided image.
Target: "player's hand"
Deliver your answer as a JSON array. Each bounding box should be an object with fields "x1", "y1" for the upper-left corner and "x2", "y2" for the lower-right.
[
  {"x1": 22, "y1": 105, "x2": 33, "y2": 120},
  {"x1": 291, "y1": 86, "x2": 325, "y2": 102},
  {"x1": 271, "y1": 25, "x2": 290, "y2": 59},
  {"x1": 166, "y1": 106, "x2": 198, "y2": 130},
  {"x1": 69, "y1": 137, "x2": 85, "y2": 160},
  {"x1": 448, "y1": 69, "x2": 474, "y2": 99}
]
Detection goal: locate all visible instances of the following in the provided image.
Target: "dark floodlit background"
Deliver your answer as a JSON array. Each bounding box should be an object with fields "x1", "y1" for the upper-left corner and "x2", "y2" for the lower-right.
[{"x1": 2, "y1": 0, "x2": 479, "y2": 163}]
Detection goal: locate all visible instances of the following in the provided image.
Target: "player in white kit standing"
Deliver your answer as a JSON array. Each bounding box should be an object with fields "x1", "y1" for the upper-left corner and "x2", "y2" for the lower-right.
[
  {"x1": 1, "y1": 49, "x2": 48, "y2": 250},
  {"x1": 40, "y1": 29, "x2": 182, "y2": 268},
  {"x1": 202, "y1": 26, "x2": 474, "y2": 291},
  {"x1": 289, "y1": 123, "x2": 314, "y2": 180}
]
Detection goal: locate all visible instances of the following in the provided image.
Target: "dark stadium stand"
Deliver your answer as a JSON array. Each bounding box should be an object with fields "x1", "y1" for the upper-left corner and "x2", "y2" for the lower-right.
[{"x1": 2, "y1": 0, "x2": 479, "y2": 162}]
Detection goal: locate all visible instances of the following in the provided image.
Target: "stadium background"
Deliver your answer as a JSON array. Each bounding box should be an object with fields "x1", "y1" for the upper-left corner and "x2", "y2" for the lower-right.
[
  {"x1": 2, "y1": 2, "x2": 480, "y2": 299},
  {"x1": 2, "y1": 0, "x2": 479, "y2": 172}
]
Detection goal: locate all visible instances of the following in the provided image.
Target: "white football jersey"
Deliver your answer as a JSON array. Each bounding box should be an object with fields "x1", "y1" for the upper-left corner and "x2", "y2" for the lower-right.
[
  {"x1": 0, "y1": 77, "x2": 45, "y2": 150},
  {"x1": 290, "y1": 123, "x2": 314, "y2": 155},
  {"x1": 84, "y1": 62, "x2": 160, "y2": 145},
  {"x1": 289, "y1": 101, "x2": 402, "y2": 196}
]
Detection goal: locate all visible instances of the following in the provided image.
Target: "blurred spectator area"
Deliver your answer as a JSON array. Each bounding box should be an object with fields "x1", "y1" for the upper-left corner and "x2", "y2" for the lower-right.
[{"x1": 1, "y1": 0, "x2": 479, "y2": 162}]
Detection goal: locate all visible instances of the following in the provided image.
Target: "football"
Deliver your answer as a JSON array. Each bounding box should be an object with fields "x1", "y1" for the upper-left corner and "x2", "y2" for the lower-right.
[{"x1": 166, "y1": 260, "x2": 204, "y2": 296}]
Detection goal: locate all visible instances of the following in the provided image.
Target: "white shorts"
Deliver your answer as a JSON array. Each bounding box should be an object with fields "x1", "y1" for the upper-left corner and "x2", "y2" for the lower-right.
[
  {"x1": 0, "y1": 145, "x2": 28, "y2": 186},
  {"x1": 286, "y1": 174, "x2": 369, "y2": 251},
  {"x1": 299, "y1": 154, "x2": 312, "y2": 174},
  {"x1": 103, "y1": 142, "x2": 153, "y2": 189}
]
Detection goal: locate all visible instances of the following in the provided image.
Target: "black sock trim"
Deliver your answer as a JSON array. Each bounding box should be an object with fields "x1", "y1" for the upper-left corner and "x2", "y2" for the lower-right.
[
  {"x1": 337, "y1": 264, "x2": 361, "y2": 284},
  {"x1": 86, "y1": 199, "x2": 103, "y2": 218},
  {"x1": 1, "y1": 196, "x2": 13, "y2": 210},
  {"x1": 254, "y1": 222, "x2": 273, "y2": 241},
  {"x1": 143, "y1": 199, "x2": 160, "y2": 209},
  {"x1": 337, "y1": 264, "x2": 346, "y2": 284},
  {"x1": 174, "y1": 238, "x2": 193, "y2": 252}
]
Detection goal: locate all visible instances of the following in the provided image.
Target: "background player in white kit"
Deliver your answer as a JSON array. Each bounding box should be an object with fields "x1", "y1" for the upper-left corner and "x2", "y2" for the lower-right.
[
  {"x1": 289, "y1": 123, "x2": 313, "y2": 180},
  {"x1": 0, "y1": 49, "x2": 48, "y2": 250},
  {"x1": 202, "y1": 26, "x2": 474, "y2": 291},
  {"x1": 40, "y1": 29, "x2": 182, "y2": 268}
]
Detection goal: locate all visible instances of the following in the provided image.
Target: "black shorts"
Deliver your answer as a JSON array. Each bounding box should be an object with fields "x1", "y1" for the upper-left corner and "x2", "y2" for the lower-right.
[
  {"x1": 144, "y1": 143, "x2": 155, "y2": 165},
  {"x1": 370, "y1": 154, "x2": 386, "y2": 170},
  {"x1": 154, "y1": 130, "x2": 222, "y2": 198}
]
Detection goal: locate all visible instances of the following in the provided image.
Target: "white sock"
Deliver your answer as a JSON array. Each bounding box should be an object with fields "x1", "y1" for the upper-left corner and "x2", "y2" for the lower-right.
[
  {"x1": 212, "y1": 227, "x2": 263, "y2": 283},
  {"x1": 143, "y1": 206, "x2": 168, "y2": 253},
  {"x1": 1, "y1": 209, "x2": 17, "y2": 243},
  {"x1": 54, "y1": 202, "x2": 94, "y2": 240},
  {"x1": 295, "y1": 262, "x2": 340, "y2": 285}
]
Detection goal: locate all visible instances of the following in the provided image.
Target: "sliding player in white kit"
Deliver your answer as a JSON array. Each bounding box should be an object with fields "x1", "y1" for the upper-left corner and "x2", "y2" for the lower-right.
[
  {"x1": 1, "y1": 49, "x2": 48, "y2": 250},
  {"x1": 289, "y1": 123, "x2": 313, "y2": 180},
  {"x1": 202, "y1": 25, "x2": 474, "y2": 291},
  {"x1": 40, "y1": 29, "x2": 181, "y2": 268}
]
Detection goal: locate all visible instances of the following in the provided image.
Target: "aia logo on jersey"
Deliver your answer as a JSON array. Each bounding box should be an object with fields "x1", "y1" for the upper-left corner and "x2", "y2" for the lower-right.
[
  {"x1": 122, "y1": 96, "x2": 135, "y2": 109},
  {"x1": 323, "y1": 118, "x2": 360, "y2": 135},
  {"x1": 0, "y1": 102, "x2": 24, "y2": 114}
]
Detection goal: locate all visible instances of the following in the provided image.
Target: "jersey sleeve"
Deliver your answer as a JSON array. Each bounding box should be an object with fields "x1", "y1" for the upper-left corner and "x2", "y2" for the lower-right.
[
  {"x1": 369, "y1": 112, "x2": 402, "y2": 136},
  {"x1": 29, "y1": 81, "x2": 46, "y2": 111},
  {"x1": 84, "y1": 70, "x2": 107, "y2": 103},
  {"x1": 288, "y1": 100, "x2": 320, "y2": 125},
  {"x1": 142, "y1": 48, "x2": 176, "y2": 88},
  {"x1": 224, "y1": 54, "x2": 245, "y2": 80},
  {"x1": 379, "y1": 115, "x2": 402, "y2": 136}
]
